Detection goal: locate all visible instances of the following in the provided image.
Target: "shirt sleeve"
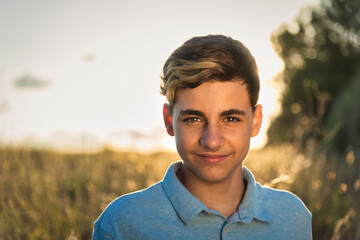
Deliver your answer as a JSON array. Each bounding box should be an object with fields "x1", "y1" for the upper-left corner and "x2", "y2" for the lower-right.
[
  {"x1": 307, "y1": 213, "x2": 313, "y2": 240},
  {"x1": 92, "y1": 221, "x2": 116, "y2": 240}
]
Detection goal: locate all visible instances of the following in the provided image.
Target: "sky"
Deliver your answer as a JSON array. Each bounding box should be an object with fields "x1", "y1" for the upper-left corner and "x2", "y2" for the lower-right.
[{"x1": 0, "y1": 0, "x2": 319, "y2": 152}]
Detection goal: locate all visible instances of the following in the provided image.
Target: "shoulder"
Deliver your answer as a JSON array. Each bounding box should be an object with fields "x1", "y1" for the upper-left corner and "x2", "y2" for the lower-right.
[
  {"x1": 256, "y1": 183, "x2": 311, "y2": 221},
  {"x1": 252, "y1": 183, "x2": 312, "y2": 239},
  {"x1": 92, "y1": 181, "x2": 173, "y2": 239},
  {"x1": 257, "y1": 184, "x2": 307, "y2": 207},
  {"x1": 98, "y1": 181, "x2": 166, "y2": 221},
  {"x1": 93, "y1": 182, "x2": 170, "y2": 236}
]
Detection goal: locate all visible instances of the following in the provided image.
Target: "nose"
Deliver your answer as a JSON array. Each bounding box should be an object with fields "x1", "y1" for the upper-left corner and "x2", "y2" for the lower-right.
[{"x1": 199, "y1": 122, "x2": 224, "y2": 151}]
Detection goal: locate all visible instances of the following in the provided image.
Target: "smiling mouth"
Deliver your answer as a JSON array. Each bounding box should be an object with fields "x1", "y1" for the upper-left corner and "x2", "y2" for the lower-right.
[{"x1": 194, "y1": 153, "x2": 230, "y2": 164}]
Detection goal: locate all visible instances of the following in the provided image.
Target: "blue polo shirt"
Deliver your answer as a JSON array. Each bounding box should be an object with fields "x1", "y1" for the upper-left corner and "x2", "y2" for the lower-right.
[{"x1": 92, "y1": 161, "x2": 312, "y2": 239}]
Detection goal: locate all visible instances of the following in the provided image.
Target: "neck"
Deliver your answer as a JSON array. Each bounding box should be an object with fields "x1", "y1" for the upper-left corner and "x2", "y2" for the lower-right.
[{"x1": 177, "y1": 165, "x2": 246, "y2": 219}]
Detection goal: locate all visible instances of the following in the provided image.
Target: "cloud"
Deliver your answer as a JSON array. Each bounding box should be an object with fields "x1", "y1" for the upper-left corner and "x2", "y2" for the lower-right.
[
  {"x1": 13, "y1": 74, "x2": 51, "y2": 89},
  {"x1": 82, "y1": 53, "x2": 96, "y2": 62},
  {"x1": 0, "y1": 99, "x2": 10, "y2": 112}
]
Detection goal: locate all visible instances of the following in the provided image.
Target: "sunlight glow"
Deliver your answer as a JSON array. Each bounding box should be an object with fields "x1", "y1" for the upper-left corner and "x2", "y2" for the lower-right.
[{"x1": 0, "y1": 0, "x2": 319, "y2": 151}]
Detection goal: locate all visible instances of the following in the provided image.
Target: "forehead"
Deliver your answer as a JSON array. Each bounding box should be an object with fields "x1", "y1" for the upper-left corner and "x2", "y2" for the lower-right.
[{"x1": 173, "y1": 80, "x2": 251, "y2": 112}]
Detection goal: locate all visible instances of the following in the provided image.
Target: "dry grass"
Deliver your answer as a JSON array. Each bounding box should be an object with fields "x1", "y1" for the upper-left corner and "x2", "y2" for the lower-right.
[
  {"x1": 245, "y1": 144, "x2": 311, "y2": 189},
  {"x1": 0, "y1": 147, "x2": 178, "y2": 240},
  {"x1": 0, "y1": 145, "x2": 357, "y2": 239}
]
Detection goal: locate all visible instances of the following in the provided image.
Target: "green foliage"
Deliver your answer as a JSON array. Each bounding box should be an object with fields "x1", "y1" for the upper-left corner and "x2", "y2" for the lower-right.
[
  {"x1": 324, "y1": 0, "x2": 360, "y2": 35},
  {"x1": 267, "y1": 0, "x2": 360, "y2": 239},
  {"x1": 323, "y1": 69, "x2": 360, "y2": 151},
  {"x1": 267, "y1": 0, "x2": 360, "y2": 147}
]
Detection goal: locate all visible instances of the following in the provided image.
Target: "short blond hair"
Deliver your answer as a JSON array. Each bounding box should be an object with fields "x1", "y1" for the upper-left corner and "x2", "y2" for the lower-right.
[{"x1": 160, "y1": 35, "x2": 260, "y2": 112}]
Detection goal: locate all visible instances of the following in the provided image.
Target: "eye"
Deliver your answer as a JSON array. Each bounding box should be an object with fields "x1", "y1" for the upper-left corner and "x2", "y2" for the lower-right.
[
  {"x1": 183, "y1": 117, "x2": 202, "y2": 122},
  {"x1": 224, "y1": 117, "x2": 240, "y2": 122}
]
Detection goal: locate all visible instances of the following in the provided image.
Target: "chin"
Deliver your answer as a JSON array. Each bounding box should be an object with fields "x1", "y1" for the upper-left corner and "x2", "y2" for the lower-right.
[{"x1": 196, "y1": 167, "x2": 236, "y2": 184}]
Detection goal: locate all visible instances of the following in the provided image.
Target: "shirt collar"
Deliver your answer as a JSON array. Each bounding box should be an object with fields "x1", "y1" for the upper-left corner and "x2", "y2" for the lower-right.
[
  {"x1": 239, "y1": 167, "x2": 274, "y2": 223},
  {"x1": 162, "y1": 161, "x2": 207, "y2": 225},
  {"x1": 162, "y1": 161, "x2": 274, "y2": 225}
]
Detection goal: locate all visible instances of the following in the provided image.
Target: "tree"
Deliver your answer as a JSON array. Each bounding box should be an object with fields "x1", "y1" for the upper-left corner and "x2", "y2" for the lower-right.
[
  {"x1": 267, "y1": 0, "x2": 360, "y2": 239},
  {"x1": 267, "y1": 0, "x2": 360, "y2": 151}
]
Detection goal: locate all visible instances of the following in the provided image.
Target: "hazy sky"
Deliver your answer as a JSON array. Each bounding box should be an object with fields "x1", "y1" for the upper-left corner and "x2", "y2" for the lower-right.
[{"x1": 0, "y1": 0, "x2": 319, "y2": 151}]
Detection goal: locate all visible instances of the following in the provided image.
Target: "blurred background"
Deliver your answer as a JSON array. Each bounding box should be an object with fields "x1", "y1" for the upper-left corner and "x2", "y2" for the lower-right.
[
  {"x1": 0, "y1": 0, "x2": 359, "y2": 239},
  {"x1": 0, "y1": 0, "x2": 313, "y2": 152}
]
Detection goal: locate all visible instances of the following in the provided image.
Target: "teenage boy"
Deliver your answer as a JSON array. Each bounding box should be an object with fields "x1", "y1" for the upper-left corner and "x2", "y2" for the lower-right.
[{"x1": 92, "y1": 35, "x2": 312, "y2": 239}]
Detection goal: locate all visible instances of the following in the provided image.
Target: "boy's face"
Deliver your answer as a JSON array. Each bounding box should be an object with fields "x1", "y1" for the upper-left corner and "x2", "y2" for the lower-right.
[{"x1": 163, "y1": 79, "x2": 262, "y2": 183}]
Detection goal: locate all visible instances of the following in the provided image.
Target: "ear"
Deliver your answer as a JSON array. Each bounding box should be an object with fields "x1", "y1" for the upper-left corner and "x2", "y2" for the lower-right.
[
  {"x1": 251, "y1": 104, "x2": 263, "y2": 137},
  {"x1": 163, "y1": 104, "x2": 174, "y2": 136}
]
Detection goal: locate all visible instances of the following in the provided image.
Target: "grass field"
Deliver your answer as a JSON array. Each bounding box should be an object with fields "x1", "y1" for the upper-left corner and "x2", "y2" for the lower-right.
[{"x1": 0, "y1": 145, "x2": 358, "y2": 239}]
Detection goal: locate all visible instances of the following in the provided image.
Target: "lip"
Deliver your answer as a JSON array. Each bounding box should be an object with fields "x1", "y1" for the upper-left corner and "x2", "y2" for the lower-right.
[{"x1": 194, "y1": 153, "x2": 230, "y2": 164}]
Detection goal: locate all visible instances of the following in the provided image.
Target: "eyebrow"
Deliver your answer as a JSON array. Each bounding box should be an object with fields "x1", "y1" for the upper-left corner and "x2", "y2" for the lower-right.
[
  {"x1": 179, "y1": 108, "x2": 246, "y2": 118},
  {"x1": 179, "y1": 109, "x2": 205, "y2": 117},
  {"x1": 220, "y1": 109, "x2": 246, "y2": 117}
]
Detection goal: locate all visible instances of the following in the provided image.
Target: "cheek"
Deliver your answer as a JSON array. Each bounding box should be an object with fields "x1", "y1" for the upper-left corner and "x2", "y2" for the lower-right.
[
  {"x1": 174, "y1": 128, "x2": 199, "y2": 149},
  {"x1": 227, "y1": 123, "x2": 250, "y2": 133},
  {"x1": 225, "y1": 126, "x2": 252, "y2": 145}
]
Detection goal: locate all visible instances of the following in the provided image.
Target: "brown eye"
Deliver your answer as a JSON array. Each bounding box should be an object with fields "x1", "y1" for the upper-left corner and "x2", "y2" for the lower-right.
[
  {"x1": 224, "y1": 117, "x2": 240, "y2": 122},
  {"x1": 184, "y1": 117, "x2": 201, "y2": 122}
]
